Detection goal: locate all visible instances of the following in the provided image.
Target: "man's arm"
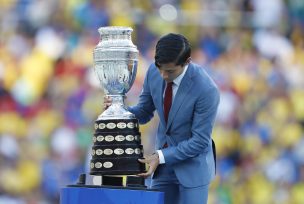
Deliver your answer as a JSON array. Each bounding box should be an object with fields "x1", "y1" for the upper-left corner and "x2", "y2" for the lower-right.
[{"x1": 128, "y1": 65, "x2": 156, "y2": 124}]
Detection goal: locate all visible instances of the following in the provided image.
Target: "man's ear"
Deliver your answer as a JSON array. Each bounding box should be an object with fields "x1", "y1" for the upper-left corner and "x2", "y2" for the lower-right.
[{"x1": 186, "y1": 57, "x2": 192, "y2": 64}]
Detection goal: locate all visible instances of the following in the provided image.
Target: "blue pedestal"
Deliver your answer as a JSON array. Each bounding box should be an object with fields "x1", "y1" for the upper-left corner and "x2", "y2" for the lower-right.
[{"x1": 60, "y1": 186, "x2": 164, "y2": 204}]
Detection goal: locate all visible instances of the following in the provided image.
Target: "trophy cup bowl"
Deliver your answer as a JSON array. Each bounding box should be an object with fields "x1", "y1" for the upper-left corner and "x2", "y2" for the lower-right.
[
  {"x1": 93, "y1": 26, "x2": 138, "y2": 120},
  {"x1": 90, "y1": 26, "x2": 145, "y2": 178}
]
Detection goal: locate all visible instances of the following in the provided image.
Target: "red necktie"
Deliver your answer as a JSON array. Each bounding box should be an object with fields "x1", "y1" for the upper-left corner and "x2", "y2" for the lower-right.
[{"x1": 164, "y1": 82, "x2": 173, "y2": 123}]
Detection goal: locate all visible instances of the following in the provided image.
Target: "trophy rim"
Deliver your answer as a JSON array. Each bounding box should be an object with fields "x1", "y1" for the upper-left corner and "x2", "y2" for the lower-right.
[{"x1": 98, "y1": 26, "x2": 133, "y2": 35}]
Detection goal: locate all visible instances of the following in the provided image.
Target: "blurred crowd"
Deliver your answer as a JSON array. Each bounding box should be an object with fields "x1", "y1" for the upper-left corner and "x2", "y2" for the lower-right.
[{"x1": 0, "y1": 0, "x2": 304, "y2": 203}]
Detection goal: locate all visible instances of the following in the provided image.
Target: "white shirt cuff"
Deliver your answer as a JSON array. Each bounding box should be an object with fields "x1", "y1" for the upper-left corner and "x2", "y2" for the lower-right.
[{"x1": 157, "y1": 150, "x2": 165, "y2": 164}]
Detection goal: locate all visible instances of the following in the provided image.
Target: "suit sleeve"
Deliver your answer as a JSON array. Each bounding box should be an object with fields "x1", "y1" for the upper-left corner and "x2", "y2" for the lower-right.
[
  {"x1": 162, "y1": 86, "x2": 220, "y2": 164},
  {"x1": 128, "y1": 65, "x2": 156, "y2": 124}
]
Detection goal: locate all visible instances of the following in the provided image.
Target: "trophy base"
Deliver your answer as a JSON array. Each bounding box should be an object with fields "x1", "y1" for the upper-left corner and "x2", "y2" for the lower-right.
[
  {"x1": 90, "y1": 157, "x2": 145, "y2": 175},
  {"x1": 75, "y1": 174, "x2": 146, "y2": 189},
  {"x1": 90, "y1": 118, "x2": 146, "y2": 175}
]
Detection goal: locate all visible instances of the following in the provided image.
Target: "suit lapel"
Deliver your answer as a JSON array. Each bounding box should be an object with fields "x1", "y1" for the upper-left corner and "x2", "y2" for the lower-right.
[
  {"x1": 166, "y1": 64, "x2": 194, "y2": 131},
  {"x1": 157, "y1": 79, "x2": 166, "y2": 125}
]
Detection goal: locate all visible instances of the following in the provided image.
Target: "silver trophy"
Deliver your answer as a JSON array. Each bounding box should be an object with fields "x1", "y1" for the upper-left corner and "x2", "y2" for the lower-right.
[
  {"x1": 93, "y1": 26, "x2": 138, "y2": 120},
  {"x1": 90, "y1": 26, "x2": 145, "y2": 180}
]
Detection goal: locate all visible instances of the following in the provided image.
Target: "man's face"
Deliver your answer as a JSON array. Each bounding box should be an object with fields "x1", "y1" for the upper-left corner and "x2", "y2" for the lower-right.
[{"x1": 156, "y1": 63, "x2": 185, "y2": 82}]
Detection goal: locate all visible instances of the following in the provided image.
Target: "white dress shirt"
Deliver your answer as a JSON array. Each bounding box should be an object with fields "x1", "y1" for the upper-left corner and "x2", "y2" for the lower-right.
[{"x1": 157, "y1": 64, "x2": 189, "y2": 164}]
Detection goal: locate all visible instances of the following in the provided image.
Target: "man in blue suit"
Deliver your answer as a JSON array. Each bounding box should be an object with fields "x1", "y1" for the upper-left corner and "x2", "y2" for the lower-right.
[{"x1": 105, "y1": 33, "x2": 219, "y2": 204}]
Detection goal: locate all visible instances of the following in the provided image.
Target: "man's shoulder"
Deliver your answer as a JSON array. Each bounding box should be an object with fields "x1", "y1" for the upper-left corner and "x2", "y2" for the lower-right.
[
  {"x1": 189, "y1": 63, "x2": 217, "y2": 90},
  {"x1": 189, "y1": 63, "x2": 209, "y2": 75},
  {"x1": 147, "y1": 63, "x2": 158, "y2": 75},
  {"x1": 146, "y1": 63, "x2": 162, "y2": 83}
]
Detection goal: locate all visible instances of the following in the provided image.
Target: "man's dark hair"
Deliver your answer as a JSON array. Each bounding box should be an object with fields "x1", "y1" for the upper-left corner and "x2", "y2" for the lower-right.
[{"x1": 155, "y1": 33, "x2": 191, "y2": 67}]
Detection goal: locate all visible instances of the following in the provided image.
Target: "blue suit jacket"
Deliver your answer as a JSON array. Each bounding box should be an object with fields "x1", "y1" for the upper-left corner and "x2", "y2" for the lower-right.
[{"x1": 129, "y1": 62, "x2": 220, "y2": 187}]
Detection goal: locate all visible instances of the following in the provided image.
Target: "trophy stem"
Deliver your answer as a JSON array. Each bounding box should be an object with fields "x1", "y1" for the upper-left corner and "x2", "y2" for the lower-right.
[
  {"x1": 98, "y1": 95, "x2": 135, "y2": 120},
  {"x1": 110, "y1": 95, "x2": 125, "y2": 105}
]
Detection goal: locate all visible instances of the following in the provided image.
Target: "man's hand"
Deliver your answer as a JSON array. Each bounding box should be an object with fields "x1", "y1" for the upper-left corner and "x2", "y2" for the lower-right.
[
  {"x1": 103, "y1": 95, "x2": 112, "y2": 110},
  {"x1": 137, "y1": 153, "x2": 160, "y2": 178}
]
